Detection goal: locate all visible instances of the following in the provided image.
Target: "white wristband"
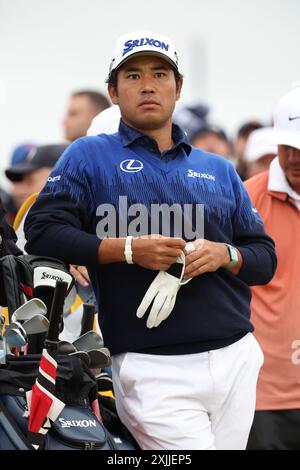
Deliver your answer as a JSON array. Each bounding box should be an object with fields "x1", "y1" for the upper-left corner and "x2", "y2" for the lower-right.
[{"x1": 124, "y1": 236, "x2": 134, "y2": 264}]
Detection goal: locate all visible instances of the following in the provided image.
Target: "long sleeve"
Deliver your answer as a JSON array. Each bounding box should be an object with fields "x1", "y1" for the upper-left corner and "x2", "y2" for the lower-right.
[
  {"x1": 24, "y1": 140, "x2": 100, "y2": 266},
  {"x1": 229, "y1": 166, "x2": 277, "y2": 286}
]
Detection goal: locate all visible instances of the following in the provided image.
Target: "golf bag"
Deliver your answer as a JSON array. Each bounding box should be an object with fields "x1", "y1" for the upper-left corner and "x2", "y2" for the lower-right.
[
  {"x1": 0, "y1": 256, "x2": 138, "y2": 450},
  {"x1": 0, "y1": 254, "x2": 74, "y2": 352},
  {"x1": 0, "y1": 254, "x2": 74, "y2": 314},
  {"x1": 0, "y1": 354, "x2": 135, "y2": 450},
  {"x1": 0, "y1": 401, "x2": 32, "y2": 450}
]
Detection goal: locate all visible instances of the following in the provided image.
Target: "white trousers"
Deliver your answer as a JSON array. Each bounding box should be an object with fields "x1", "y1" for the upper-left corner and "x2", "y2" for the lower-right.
[{"x1": 111, "y1": 333, "x2": 264, "y2": 450}]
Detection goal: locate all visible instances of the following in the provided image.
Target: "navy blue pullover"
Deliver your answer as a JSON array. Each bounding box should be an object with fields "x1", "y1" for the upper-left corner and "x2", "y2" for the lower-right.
[{"x1": 24, "y1": 121, "x2": 277, "y2": 355}]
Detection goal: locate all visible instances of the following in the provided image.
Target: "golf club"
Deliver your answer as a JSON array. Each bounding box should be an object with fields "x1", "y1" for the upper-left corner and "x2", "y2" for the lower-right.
[
  {"x1": 88, "y1": 349, "x2": 112, "y2": 369},
  {"x1": 11, "y1": 298, "x2": 47, "y2": 323},
  {"x1": 0, "y1": 348, "x2": 6, "y2": 363},
  {"x1": 22, "y1": 315, "x2": 49, "y2": 335},
  {"x1": 95, "y1": 372, "x2": 113, "y2": 393},
  {"x1": 72, "y1": 331, "x2": 104, "y2": 352},
  {"x1": 56, "y1": 340, "x2": 76, "y2": 355},
  {"x1": 80, "y1": 304, "x2": 96, "y2": 336},
  {"x1": 45, "y1": 281, "x2": 69, "y2": 352},
  {"x1": 69, "y1": 350, "x2": 91, "y2": 367},
  {"x1": 4, "y1": 328, "x2": 27, "y2": 351}
]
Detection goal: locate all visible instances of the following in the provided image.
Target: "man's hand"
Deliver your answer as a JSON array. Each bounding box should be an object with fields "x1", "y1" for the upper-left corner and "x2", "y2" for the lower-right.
[
  {"x1": 132, "y1": 236, "x2": 186, "y2": 271},
  {"x1": 98, "y1": 235, "x2": 186, "y2": 271},
  {"x1": 70, "y1": 265, "x2": 90, "y2": 287},
  {"x1": 184, "y1": 239, "x2": 242, "y2": 279}
]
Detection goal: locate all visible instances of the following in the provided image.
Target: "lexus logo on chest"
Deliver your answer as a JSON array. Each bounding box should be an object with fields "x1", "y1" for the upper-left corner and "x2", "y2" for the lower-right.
[{"x1": 120, "y1": 159, "x2": 143, "y2": 173}]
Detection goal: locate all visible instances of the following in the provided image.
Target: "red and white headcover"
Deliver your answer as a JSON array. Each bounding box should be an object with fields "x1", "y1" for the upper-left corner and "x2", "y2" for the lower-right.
[{"x1": 26, "y1": 348, "x2": 65, "y2": 449}]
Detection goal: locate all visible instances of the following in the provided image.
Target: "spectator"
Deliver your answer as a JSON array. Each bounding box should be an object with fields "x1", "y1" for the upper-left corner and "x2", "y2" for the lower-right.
[
  {"x1": 234, "y1": 121, "x2": 264, "y2": 180},
  {"x1": 5, "y1": 144, "x2": 67, "y2": 251},
  {"x1": 87, "y1": 105, "x2": 121, "y2": 136},
  {"x1": 244, "y1": 127, "x2": 277, "y2": 179},
  {"x1": 63, "y1": 90, "x2": 110, "y2": 142},
  {"x1": 6, "y1": 144, "x2": 67, "y2": 209},
  {"x1": 2, "y1": 143, "x2": 36, "y2": 222},
  {"x1": 173, "y1": 103, "x2": 210, "y2": 140},
  {"x1": 190, "y1": 125, "x2": 232, "y2": 159},
  {"x1": 10, "y1": 143, "x2": 36, "y2": 167},
  {"x1": 245, "y1": 86, "x2": 300, "y2": 450}
]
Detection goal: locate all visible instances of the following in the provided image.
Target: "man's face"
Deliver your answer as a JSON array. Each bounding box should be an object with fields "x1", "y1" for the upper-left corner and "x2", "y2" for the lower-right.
[
  {"x1": 246, "y1": 154, "x2": 276, "y2": 179},
  {"x1": 12, "y1": 167, "x2": 53, "y2": 207},
  {"x1": 63, "y1": 95, "x2": 98, "y2": 142},
  {"x1": 278, "y1": 145, "x2": 300, "y2": 194},
  {"x1": 192, "y1": 133, "x2": 231, "y2": 159},
  {"x1": 235, "y1": 135, "x2": 248, "y2": 161},
  {"x1": 108, "y1": 55, "x2": 182, "y2": 133}
]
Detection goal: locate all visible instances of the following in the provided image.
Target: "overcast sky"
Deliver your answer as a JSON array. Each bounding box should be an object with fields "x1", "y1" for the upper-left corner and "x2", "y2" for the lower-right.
[{"x1": 1, "y1": 0, "x2": 300, "y2": 188}]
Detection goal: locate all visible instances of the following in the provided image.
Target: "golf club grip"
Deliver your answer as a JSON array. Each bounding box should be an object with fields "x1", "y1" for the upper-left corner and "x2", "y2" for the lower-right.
[
  {"x1": 80, "y1": 304, "x2": 95, "y2": 335},
  {"x1": 46, "y1": 280, "x2": 68, "y2": 346}
]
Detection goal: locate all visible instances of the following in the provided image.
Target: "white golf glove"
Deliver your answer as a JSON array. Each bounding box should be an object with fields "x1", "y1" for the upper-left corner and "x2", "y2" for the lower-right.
[{"x1": 136, "y1": 252, "x2": 188, "y2": 328}]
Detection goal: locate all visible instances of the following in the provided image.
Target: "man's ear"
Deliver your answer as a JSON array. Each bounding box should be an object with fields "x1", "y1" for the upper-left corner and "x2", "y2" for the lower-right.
[
  {"x1": 108, "y1": 84, "x2": 119, "y2": 105},
  {"x1": 176, "y1": 79, "x2": 183, "y2": 101}
]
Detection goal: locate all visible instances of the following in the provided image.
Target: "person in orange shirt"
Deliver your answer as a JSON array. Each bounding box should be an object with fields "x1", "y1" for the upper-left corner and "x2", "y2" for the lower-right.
[{"x1": 245, "y1": 86, "x2": 300, "y2": 450}]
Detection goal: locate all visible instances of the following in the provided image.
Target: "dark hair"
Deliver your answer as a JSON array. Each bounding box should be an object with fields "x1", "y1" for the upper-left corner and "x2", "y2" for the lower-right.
[
  {"x1": 190, "y1": 125, "x2": 229, "y2": 145},
  {"x1": 72, "y1": 90, "x2": 110, "y2": 111},
  {"x1": 237, "y1": 121, "x2": 263, "y2": 139},
  {"x1": 106, "y1": 67, "x2": 183, "y2": 91}
]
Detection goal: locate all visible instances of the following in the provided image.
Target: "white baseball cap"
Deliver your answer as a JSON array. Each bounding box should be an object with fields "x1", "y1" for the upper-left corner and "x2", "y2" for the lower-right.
[
  {"x1": 86, "y1": 106, "x2": 120, "y2": 136},
  {"x1": 109, "y1": 30, "x2": 180, "y2": 74},
  {"x1": 272, "y1": 86, "x2": 300, "y2": 150},
  {"x1": 244, "y1": 127, "x2": 277, "y2": 162}
]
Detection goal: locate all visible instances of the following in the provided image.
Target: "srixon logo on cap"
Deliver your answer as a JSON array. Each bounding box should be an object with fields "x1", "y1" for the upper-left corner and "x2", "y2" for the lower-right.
[{"x1": 123, "y1": 37, "x2": 169, "y2": 56}]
